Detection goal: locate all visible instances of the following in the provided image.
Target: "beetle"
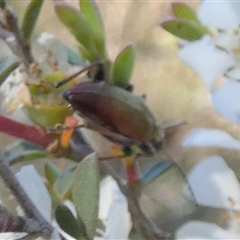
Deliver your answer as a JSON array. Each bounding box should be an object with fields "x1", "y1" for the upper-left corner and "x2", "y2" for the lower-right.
[
  {"x1": 55, "y1": 61, "x2": 184, "y2": 156},
  {"x1": 62, "y1": 81, "x2": 165, "y2": 155}
]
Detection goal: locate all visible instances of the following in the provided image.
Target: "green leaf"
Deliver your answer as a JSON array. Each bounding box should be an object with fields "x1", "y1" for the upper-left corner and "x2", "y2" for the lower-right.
[
  {"x1": 21, "y1": 0, "x2": 44, "y2": 43},
  {"x1": 55, "y1": 204, "x2": 87, "y2": 240},
  {"x1": 0, "y1": 56, "x2": 20, "y2": 85},
  {"x1": 141, "y1": 160, "x2": 172, "y2": 186},
  {"x1": 3, "y1": 140, "x2": 48, "y2": 165},
  {"x1": 160, "y1": 17, "x2": 207, "y2": 41},
  {"x1": 172, "y1": 2, "x2": 199, "y2": 22},
  {"x1": 23, "y1": 104, "x2": 73, "y2": 128},
  {"x1": 111, "y1": 43, "x2": 136, "y2": 89},
  {"x1": 72, "y1": 153, "x2": 100, "y2": 239},
  {"x1": 54, "y1": 166, "x2": 76, "y2": 201},
  {"x1": 80, "y1": 0, "x2": 106, "y2": 59},
  {"x1": 45, "y1": 162, "x2": 62, "y2": 185},
  {"x1": 55, "y1": 1, "x2": 100, "y2": 61}
]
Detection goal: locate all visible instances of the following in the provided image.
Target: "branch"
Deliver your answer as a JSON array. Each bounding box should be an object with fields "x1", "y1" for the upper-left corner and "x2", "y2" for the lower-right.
[
  {"x1": 0, "y1": 114, "x2": 55, "y2": 148},
  {"x1": 0, "y1": 205, "x2": 26, "y2": 232},
  {"x1": 99, "y1": 162, "x2": 170, "y2": 240},
  {"x1": 0, "y1": 3, "x2": 34, "y2": 66},
  {"x1": 0, "y1": 155, "x2": 54, "y2": 238},
  {"x1": 0, "y1": 205, "x2": 46, "y2": 238}
]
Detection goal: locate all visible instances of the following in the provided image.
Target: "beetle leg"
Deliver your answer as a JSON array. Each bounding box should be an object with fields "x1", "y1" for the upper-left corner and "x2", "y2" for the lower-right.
[
  {"x1": 46, "y1": 124, "x2": 85, "y2": 134},
  {"x1": 164, "y1": 120, "x2": 187, "y2": 131},
  {"x1": 82, "y1": 116, "x2": 138, "y2": 146},
  {"x1": 137, "y1": 142, "x2": 156, "y2": 156},
  {"x1": 55, "y1": 60, "x2": 104, "y2": 88},
  {"x1": 82, "y1": 115, "x2": 158, "y2": 157}
]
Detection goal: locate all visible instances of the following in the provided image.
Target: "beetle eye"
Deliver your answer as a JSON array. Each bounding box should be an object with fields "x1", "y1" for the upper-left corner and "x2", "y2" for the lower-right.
[{"x1": 63, "y1": 91, "x2": 71, "y2": 101}]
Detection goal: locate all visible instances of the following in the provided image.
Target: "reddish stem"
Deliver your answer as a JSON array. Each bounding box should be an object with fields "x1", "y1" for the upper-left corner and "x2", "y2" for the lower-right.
[
  {"x1": 0, "y1": 115, "x2": 55, "y2": 148},
  {"x1": 126, "y1": 161, "x2": 141, "y2": 185}
]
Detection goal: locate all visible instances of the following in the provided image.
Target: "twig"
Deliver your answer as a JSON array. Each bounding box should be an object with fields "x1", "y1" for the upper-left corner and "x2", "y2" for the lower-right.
[
  {"x1": 0, "y1": 205, "x2": 26, "y2": 232},
  {"x1": 0, "y1": 114, "x2": 55, "y2": 148},
  {"x1": 99, "y1": 162, "x2": 170, "y2": 240},
  {"x1": 0, "y1": 3, "x2": 34, "y2": 66},
  {"x1": 0, "y1": 154, "x2": 54, "y2": 238}
]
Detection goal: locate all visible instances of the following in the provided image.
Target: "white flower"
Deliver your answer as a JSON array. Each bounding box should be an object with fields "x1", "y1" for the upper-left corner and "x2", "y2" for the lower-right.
[
  {"x1": 176, "y1": 221, "x2": 240, "y2": 239},
  {"x1": 37, "y1": 32, "x2": 68, "y2": 64},
  {"x1": 16, "y1": 165, "x2": 52, "y2": 222},
  {"x1": 0, "y1": 32, "x2": 83, "y2": 117},
  {"x1": 98, "y1": 176, "x2": 131, "y2": 240},
  {"x1": 178, "y1": 35, "x2": 233, "y2": 90},
  {"x1": 175, "y1": 155, "x2": 240, "y2": 239},
  {"x1": 187, "y1": 155, "x2": 240, "y2": 209},
  {"x1": 198, "y1": 1, "x2": 240, "y2": 30},
  {"x1": 211, "y1": 79, "x2": 240, "y2": 124},
  {"x1": 0, "y1": 66, "x2": 32, "y2": 113},
  {"x1": 179, "y1": 1, "x2": 240, "y2": 124},
  {"x1": 180, "y1": 127, "x2": 240, "y2": 238},
  {"x1": 36, "y1": 32, "x2": 82, "y2": 76},
  {"x1": 182, "y1": 128, "x2": 240, "y2": 150}
]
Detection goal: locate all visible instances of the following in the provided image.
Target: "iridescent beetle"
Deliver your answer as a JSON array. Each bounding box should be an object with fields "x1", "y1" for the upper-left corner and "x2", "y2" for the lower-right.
[
  {"x1": 56, "y1": 62, "x2": 179, "y2": 155},
  {"x1": 55, "y1": 62, "x2": 192, "y2": 200}
]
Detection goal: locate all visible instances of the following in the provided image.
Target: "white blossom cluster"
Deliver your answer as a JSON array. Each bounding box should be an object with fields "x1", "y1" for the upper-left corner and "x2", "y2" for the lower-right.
[{"x1": 176, "y1": 1, "x2": 240, "y2": 238}]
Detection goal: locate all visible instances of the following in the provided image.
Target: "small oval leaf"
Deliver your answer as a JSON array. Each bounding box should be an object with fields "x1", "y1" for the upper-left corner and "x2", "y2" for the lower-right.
[
  {"x1": 3, "y1": 140, "x2": 48, "y2": 165},
  {"x1": 21, "y1": 0, "x2": 44, "y2": 43},
  {"x1": 55, "y1": 204, "x2": 87, "y2": 239},
  {"x1": 54, "y1": 166, "x2": 76, "y2": 201},
  {"x1": 172, "y1": 2, "x2": 199, "y2": 22},
  {"x1": 54, "y1": 1, "x2": 100, "y2": 61},
  {"x1": 45, "y1": 162, "x2": 62, "y2": 185},
  {"x1": 72, "y1": 153, "x2": 100, "y2": 239},
  {"x1": 160, "y1": 17, "x2": 207, "y2": 41},
  {"x1": 23, "y1": 104, "x2": 72, "y2": 128},
  {"x1": 0, "y1": 56, "x2": 20, "y2": 85},
  {"x1": 111, "y1": 43, "x2": 136, "y2": 89},
  {"x1": 141, "y1": 160, "x2": 172, "y2": 186},
  {"x1": 80, "y1": 0, "x2": 106, "y2": 59}
]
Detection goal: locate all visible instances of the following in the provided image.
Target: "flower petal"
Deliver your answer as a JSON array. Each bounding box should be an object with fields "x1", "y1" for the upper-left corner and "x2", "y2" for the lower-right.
[
  {"x1": 187, "y1": 156, "x2": 240, "y2": 210},
  {"x1": 0, "y1": 39, "x2": 14, "y2": 62},
  {"x1": 16, "y1": 165, "x2": 52, "y2": 221},
  {"x1": 98, "y1": 176, "x2": 115, "y2": 222},
  {"x1": 98, "y1": 176, "x2": 131, "y2": 240},
  {"x1": 176, "y1": 220, "x2": 240, "y2": 239},
  {"x1": 226, "y1": 66, "x2": 240, "y2": 80},
  {"x1": 178, "y1": 35, "x2": 233, "y2": 90},
  {"x1": 214, "y1": 31, "x2": 239, "y2": 52},
  {"x1": 182, "y1": 128, "x2": 240, "y2": 150},
  {"x1": 0, "y1": 67, "x2": 31, "y2": 113},
  {"x1": 198, "y1": 1, "x2": 240, "y2": 30},
  {"x1": 37, "y1": 32, "x2": 68, "y2": 63},
  {"x1": 212, "y1": 79, "x2": 240, "y2": 124},
  {"x1": 0, "y1": 233, "x2": 28, "y2": 240}
]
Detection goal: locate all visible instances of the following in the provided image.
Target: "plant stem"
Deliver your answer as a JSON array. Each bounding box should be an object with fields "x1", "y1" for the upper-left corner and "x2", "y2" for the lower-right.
[
  {"x1": 100, "y1": 162, "x2": 170, "y2": 240},
  {"x1": 0, "y1": 114, "x2": 55, "y2": 148},
  {"x1": 0, "y1": 155, "x2": 54, "y2": 238},
  {"x1": 1, "y1": 3, "x2": 34, "y2": 66}
]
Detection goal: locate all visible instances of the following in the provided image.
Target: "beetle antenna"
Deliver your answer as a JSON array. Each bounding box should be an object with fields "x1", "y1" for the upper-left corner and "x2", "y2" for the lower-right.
[
  {"x1": 55, "y1": 60, "x2": 104, "y2": 88},
  {"x1": 163, "y1": 120, "x2": 187, "y2": 131},
  {"x1": 162, "y1": 146, "x2": 198, "y2": 206}
]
